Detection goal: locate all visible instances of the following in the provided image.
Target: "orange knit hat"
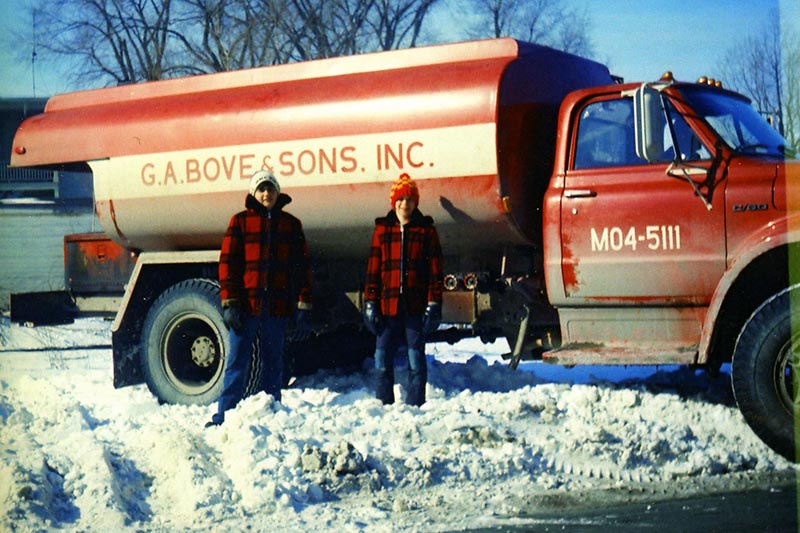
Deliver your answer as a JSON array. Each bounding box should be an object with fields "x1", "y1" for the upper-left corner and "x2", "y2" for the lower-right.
[{"x1": 389, "y1": 173, "x2": 419, "y2": 206}]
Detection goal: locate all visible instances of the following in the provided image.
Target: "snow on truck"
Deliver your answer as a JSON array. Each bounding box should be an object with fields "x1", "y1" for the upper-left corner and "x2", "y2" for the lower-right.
[{"x1": 9, "y1": 38, "x2": 799, "y2": 461}]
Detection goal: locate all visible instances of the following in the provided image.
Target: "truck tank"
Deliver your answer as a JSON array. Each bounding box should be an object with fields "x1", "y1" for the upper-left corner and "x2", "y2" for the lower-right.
[{"x1": 11, "y1": 38, "x2": 611, "y2": 262}]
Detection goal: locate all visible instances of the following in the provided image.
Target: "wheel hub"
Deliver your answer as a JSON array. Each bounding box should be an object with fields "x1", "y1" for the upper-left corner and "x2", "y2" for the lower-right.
[
  {"x1": 775, "y1": 335, "x2": 800, "y2": 415},
  {"x1": 191, "y1": 336, "x2": 217, "y2": 368}
]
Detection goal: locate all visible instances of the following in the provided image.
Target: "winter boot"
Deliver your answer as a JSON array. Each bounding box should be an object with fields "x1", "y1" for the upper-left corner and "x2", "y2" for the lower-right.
[
  {"x1": 376, "y1": 368, "x2": 395, "y2": 404},
  {"x1": 406, "y1": 366, "x2": 427, "y2": 407}
]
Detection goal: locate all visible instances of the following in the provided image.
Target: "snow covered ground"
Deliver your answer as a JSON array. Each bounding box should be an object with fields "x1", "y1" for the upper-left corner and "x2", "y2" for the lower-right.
[{"x1": 0, "y1": 317, "x2": 795, "y2": 532}]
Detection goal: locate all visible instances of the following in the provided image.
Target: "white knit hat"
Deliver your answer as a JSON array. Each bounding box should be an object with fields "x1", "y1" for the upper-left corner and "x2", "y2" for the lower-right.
[{"x1": 249, "y1": 169, "x2": 280, "y2": 195}]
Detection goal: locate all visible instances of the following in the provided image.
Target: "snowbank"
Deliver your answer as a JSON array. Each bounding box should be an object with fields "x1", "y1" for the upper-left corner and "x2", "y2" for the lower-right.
[{"x1": 0, "y1": 318, "x2": 793, "y2": 531}]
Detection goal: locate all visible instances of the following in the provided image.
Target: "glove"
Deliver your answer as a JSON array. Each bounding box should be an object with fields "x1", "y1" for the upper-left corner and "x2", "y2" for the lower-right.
[
  {"x1": 289, "y1": 309, "x2": 312, "y2": 342},
  {"x1": 422, "y1": 302, "x2": 441, "y2": 336},
  {"x1": 222, "y1": 303, "x2": 246, "y2": 332},
  {"x1": 363, "y1": 300, "x2": 382, "y2": 336}
]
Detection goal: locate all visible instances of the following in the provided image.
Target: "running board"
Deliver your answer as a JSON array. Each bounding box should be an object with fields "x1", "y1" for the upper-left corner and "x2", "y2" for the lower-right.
[{"x1": 542, "y1": 344, "x2": 698, "y2": 366}]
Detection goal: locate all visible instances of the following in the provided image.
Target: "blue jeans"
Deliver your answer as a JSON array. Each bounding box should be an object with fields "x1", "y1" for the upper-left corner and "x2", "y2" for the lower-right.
[
  {"x1": 374, "y1": 305, "x2": 427, "y2": 406},
  {"x1": 212, "y1": 308, "x2": 287, "y2": 424}
]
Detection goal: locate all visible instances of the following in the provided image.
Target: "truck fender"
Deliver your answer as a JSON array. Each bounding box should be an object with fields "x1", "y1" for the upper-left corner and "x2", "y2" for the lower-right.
[
  {"x1": 112, "y1": 250, "x2": 221, "y2": 332},
  {"x1": 698, "y1": 214, "x2": 800, "y2": 363}
]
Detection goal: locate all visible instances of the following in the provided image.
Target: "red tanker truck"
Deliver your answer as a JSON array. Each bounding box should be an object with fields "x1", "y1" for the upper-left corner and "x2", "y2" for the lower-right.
[{"x1": 9, "y1": 38, "x2": 799, "y2": 461}]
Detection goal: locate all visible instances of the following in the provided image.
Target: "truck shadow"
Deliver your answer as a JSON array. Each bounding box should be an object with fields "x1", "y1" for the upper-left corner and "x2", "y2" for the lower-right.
[{"x1": 291, "y1": 353, "x2": 736, "y2": 408}]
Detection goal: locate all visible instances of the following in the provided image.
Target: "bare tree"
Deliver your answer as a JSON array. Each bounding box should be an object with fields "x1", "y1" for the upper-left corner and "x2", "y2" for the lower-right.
[
  {"x1": 24, "y1": 0, "x2": 451, "y2": 88},
  {"x1": 168, "y1": 0, "x2": 295, "y2": 74},
  {"x1": 461, "y1": 0, "x2": 594, "y2": 57},
  {"x1": 273, "y1": 0, "x2": 375, "y2": 60},
  {"x1": 36, "y1": 0, "x2": 176, "y2": 85},
  {"x1": 173, "y1": 0, "x2": 444, "y2": 66},
  {"x1": 368, "y1": 0, "x2": 442, "y2": 51},
  {"x1": 718, "y1": 10, "x2": 791, "y2": 142},
  {"x1": 780, "y1": 19, "x2": 799, "y2": 150},
  {"x1": 552, "y1": 6, "x2": 592, "y2": 56}
]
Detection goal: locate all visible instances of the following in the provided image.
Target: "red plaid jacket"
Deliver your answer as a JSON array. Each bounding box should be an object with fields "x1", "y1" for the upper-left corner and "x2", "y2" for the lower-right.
[
  {"x1": 365, "y1": 209, "x2": 443, "y2": 317},
  {"x1": 219, "y1": 193, "x2": 312, "y2": 317}
]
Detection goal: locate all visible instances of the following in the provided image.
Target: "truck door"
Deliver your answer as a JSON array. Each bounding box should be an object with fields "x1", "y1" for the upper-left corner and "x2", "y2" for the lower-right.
[{"x1": 559, "y1": 94, "x2": 725, "y2": 302}]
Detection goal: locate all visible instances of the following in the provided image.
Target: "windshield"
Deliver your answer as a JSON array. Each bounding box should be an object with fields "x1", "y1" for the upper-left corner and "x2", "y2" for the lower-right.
[{"x1": 675, "y1": 85, "x2": 794, "y2": 158}]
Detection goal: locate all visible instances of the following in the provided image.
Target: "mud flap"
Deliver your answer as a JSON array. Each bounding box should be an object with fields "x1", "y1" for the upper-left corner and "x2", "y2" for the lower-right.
[{"x1": 10, "y1": 291, "x2": 78, "y2": 325}]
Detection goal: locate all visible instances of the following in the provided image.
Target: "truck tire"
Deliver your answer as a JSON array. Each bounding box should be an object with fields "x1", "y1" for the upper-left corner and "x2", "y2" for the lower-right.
[
  {"x1": 141, "y1": 279, "x2": 231, "y2": 405},
  {"x1": 732, "y1": 287, "x2": 798, "y2": 462}
]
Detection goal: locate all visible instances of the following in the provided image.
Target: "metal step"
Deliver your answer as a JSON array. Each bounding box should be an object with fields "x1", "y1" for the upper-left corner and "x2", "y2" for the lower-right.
[{"x1": 542, "y1": 343, "x2": 698, "y2": 365}]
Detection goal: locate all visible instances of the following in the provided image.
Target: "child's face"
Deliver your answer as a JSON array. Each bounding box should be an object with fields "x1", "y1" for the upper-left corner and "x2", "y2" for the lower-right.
[
  {"x1": 255, "y1": 182, "x2": 278, "y2": 209},
  {"x1": 394, "y1": 196, "x2": 416, "y2": 221}
]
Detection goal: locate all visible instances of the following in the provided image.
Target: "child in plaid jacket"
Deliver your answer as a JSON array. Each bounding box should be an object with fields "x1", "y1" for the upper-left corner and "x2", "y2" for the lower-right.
[
  {"x1": 209, "y1": 169, "x2": 312, "y2": 426},
  {"x1": 364, "y1": 173, "x2": 443, "y2": 405}
]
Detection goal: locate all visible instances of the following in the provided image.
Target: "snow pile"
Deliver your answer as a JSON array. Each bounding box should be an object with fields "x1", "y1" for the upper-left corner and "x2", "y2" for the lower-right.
[{"x1": 0, "y1": 318, "x2": 794, "y2": 531}]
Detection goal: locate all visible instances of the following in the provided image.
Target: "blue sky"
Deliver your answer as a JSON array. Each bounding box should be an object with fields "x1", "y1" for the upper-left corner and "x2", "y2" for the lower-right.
[
  {"x1": 571, "y1": 0, "x2": 790, "y2": 82},
  {"x1": 0, "y1": 0, "x2": 796, "y2": 98}
]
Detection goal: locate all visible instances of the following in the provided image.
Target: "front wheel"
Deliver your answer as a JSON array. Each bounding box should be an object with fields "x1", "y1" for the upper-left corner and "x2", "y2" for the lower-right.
[
  {"x1": 140, "y1": 279, "x2": 228, "y2": 405},
  {"x1": 732, "y1": 287, "x2": 799, "y2": 462}
]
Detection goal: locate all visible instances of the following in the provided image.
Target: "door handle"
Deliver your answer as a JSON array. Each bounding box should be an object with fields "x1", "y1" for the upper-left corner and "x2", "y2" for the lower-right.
[{"x1": 564, "y1": 189, "x2": 597, "y2": 198}]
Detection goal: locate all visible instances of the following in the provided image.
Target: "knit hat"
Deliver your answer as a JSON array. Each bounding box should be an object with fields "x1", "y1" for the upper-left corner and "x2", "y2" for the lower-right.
[
  {"x1": 389, "y1": 173, "x2": 419, "y2": 206},
  {"x1": 249, "y1": 169, "x2": 280, "y2": 195}
]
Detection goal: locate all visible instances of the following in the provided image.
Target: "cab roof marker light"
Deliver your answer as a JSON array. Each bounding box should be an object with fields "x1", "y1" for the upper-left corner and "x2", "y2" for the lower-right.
[{"x1": 696, "y1": 76, "x2": 724, "y2": 88}]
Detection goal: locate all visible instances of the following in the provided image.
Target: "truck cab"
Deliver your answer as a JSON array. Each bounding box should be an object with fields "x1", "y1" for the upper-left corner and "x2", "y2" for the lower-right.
[{"x1": 543, "y1": 73, "x2": 799, "y2": 460}]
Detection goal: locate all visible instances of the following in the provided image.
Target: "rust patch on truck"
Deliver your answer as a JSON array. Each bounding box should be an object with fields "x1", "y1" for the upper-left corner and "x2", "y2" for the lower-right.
[
  {"x1": 559, "y1": 233, "x2": 580, "y2": 294},
  {"x1": 108, "y1": 199, "x2": 130, "y2": 245}
]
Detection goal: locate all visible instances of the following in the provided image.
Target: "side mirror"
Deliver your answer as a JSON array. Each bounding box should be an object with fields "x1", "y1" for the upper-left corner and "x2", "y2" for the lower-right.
[{"x1": 633, "y1": 84, "x2": 665, "y2": 162}]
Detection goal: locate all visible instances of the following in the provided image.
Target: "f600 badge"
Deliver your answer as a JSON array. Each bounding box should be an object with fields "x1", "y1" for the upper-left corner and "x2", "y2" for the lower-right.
[{"x1": 732, "y1": 203, "x2": 768, "y2": 212}]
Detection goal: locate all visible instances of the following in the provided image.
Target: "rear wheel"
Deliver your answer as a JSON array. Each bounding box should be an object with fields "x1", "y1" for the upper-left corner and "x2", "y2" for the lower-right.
[
  {"x1": 141, "y1": 279, "x2": 229, "y2": 405},
  {"x1": 732, "y1": 287, "x2": 799, "y2": 462}
]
